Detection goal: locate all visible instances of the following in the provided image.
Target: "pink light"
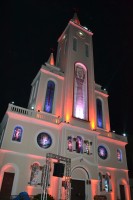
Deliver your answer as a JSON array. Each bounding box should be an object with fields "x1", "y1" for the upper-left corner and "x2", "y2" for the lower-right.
[
  {"x1": 75, "y1": 105, "x2": 84, "y2": 119},
  {"x1": 0, "y1": 149, "x2": 45, "y2": 160},
  {"x1": 7, "y1": 112, "x2": 59, "y2": 128},
  {"x1": 40, "y1": 68, "x2": 64, "y2": 80},
  {"x1": 98, "y1": 165, "x2": 128, "y2": 172},
  {"x1": 26, "y1": 185, "x2": 34, "y2": 196},
  {"x1": 91, "y1": 179, "x2": 99, "y2": 198}
]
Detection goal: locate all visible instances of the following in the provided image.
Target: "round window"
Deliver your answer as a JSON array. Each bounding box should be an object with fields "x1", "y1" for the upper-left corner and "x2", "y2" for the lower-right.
[
  {"x1": 98, "y1": 145, "x2": 108, "y2": 159},
  {"x1": 37, "y1": 132, "x2": 52, "y2": 149}
]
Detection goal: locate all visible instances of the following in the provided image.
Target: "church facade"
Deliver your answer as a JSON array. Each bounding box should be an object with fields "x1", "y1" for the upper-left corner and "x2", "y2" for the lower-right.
[{"x1": 0, "y1": 14, "x2": 131, "y2": 200}]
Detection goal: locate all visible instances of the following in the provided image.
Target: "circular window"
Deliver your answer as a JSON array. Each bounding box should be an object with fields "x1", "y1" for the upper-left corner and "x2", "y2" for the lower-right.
[
  {"x1": 98, "y1": 145, "x2": 108, "y2": 159},
  {"x1": 37, "y1": 132, "x2": 52, "y2": 149}
]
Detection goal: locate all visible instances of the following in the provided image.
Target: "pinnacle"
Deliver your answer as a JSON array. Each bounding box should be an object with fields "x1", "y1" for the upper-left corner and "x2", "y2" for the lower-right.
[
  {"x1": 47, "y1": 53, "x2": 55, "y2": 66},
  {"x1": 72, "y1": 12, "x2": 80, "y2": 25}
]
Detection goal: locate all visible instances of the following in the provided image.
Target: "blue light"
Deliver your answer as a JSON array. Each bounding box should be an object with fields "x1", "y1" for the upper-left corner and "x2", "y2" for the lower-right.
[
  {"x1": 44, "y1": 80, "x2": 55, "y2": 113},
  {"x1": 96, "y1": 99, "x2": 103, "y2": 128}
]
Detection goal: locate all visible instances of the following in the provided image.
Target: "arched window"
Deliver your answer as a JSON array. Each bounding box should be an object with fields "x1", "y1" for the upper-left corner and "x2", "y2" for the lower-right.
[
  {"x1": 117, "y1": 149, "x2": 122, "y2": 161},
  {"x1": 104, "y1": 173, "x2": 110, "y2": 192},
  {"x1": 44, "y1": 80, "x2": 55, "y2": 113},
  {"x1": 73, "y1": 63, "x2": 88, "y2": 120},
  {"x1": 12, "y1": 126, "x2": 23, "y2": 142},
  {"x1": 96, "y1": 98, "x2": 103, "y2": 128},
  {"x1": 104, "y1": 173, "x2": 112, "y2": 192},
  {"x1": 67, "y1": 136, "x2": 73, "y2": 152},
  {"x1": 30, "y1": 163, "x2": 40, "y2": 186},
  {"x1": 85, "y1": 44, "x2": 89, "y2": 57},
  {"x1": 84, "y1": 140, "x2": 92, "y2": 155},
  {"x1": 99, "y1": 172, "x2": 103, "y2": 191},
  {"x1": 73, "y1": 37, "x2": 77, "y2": 51},
  {"x1": 76, "y1": 136, "x2": 83, "y2": 153}
]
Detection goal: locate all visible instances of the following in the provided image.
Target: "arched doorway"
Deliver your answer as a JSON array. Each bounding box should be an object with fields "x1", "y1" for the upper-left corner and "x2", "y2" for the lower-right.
[
  {"x1": 117, "y1": 178, "x2": 129, "y2": 200},
  {"x1": 0, "y1": 172, "x2": 15, "y2": 200},
  {"x1": 0, "y1": 163, "x2": 18, "y2": 200},
  {"x1": 71, "y1": 167, "x2": 89, "y2": 200}
]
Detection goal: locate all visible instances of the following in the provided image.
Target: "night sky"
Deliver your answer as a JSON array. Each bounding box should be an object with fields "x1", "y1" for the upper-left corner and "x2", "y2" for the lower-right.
[{"x1": 0, "y1": 1, "x2": 133, "y2": 172}]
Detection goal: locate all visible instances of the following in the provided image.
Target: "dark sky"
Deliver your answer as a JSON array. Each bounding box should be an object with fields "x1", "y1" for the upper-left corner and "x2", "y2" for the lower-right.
[{"x1": 0, "y1": 1, "x2": 133, "y2": 171}]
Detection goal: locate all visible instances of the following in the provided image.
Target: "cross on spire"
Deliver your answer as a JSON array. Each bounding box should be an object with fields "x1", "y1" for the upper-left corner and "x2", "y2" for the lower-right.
[{"x1": 72, "y1": 11, "x2": 80, "y2": 25}]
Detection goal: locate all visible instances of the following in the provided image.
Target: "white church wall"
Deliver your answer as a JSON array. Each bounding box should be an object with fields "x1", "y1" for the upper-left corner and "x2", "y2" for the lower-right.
[
  {"x1": 0, "y1": 151, "x2": 44, "y2": 195},
  {"x1": 97, "y1": 136, "x2": 127, "y2": 169},
  {"x1": 1, "y1": 116, "x2": 60, "y2": 157},
  {"x1": 95, "y1": 92, "x2": 110, "y2": 132},
  {"x1": 60, "y1": 125, "x2": 98, "y2": 164},
  {"x1": 34, "y1": 70, "x2": 64, "y2": 117}
]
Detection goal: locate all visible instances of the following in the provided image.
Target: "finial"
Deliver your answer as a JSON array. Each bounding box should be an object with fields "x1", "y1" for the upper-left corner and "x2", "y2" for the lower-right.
[{"x1": 72, "y1": 8, "x2": 80, "y2": 25}]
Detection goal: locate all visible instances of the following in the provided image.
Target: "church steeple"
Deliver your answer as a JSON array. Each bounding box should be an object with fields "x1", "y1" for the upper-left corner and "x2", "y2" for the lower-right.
[{"x1": 71, "y1": 12, "x2": 80, "y2": 25}]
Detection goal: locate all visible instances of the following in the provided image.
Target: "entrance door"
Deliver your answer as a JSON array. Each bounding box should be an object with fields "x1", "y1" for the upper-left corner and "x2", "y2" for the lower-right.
[
  {"x1": 71, "y1": 179, "x2": 85, "y2": 200},
  {"x1": 120, "y1": 185, "x2": 126, "y2": 200},
  {"x1": 0, "y1": 172, "x2": 15, "y2": 200}
]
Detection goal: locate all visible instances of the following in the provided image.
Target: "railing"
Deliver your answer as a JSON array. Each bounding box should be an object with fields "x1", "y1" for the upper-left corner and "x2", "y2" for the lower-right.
[
  {"x1": 7, "y1": 104, "x2": 127, "y2": 142},
  {"x1": 9, "y1": 104, "x2": 33, "y2": 116},
  {"x1": 98, "y1": 129, "x2": 127, "y2": 142},
  {"x1": 8, "y1": 104, "x2": 62, "y2": 125},
  {"x1": 36, "y1": 112, "x2": 62, "y2": 124}
]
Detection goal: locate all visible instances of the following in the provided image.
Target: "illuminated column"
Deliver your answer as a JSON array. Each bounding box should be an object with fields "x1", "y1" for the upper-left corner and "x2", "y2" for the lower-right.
[{"x1": 91, "y1": 179, "x2": 99, "y2": 199}]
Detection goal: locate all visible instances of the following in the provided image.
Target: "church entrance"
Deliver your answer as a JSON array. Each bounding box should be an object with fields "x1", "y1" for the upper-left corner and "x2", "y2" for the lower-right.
[
  {"x1": 0, "y1": 172, "x2": 15, "y2": 200},
  {"x1": 71, "y1": 179, "x2": 85, "y2": 200}
]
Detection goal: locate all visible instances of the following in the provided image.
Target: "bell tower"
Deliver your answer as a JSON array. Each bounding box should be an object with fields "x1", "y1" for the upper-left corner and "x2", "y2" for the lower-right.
[
  {"x1": 27, "y1": 13, "x2": 110, "y2": 131},
  {"x1": 56, "y1": 13, "x2": 96, "y2": 127}
]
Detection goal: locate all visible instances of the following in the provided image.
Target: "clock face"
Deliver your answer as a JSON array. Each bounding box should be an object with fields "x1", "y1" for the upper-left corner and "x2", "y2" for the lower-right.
[
  {"x1": 37, "y1": 132, "x2": 52, "y2": 149},
  {"x1": 98, "y1": 145, "x2": 108, "y2": 159}
]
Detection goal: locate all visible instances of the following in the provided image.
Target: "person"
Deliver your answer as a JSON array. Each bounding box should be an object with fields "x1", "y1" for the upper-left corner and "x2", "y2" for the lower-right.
[{"x1": 13, "y1": 192, "x2": 30, "y2": 200}]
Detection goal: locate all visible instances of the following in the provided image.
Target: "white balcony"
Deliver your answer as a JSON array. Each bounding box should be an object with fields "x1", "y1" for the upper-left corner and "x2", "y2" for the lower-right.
[{"x1": 8, "y1": 104, "x2": 62, "y2": 125}]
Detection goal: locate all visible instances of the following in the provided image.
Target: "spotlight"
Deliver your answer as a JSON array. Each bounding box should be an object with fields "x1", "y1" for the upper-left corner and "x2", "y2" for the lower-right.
[{"x1": 84, "y1": 26, "x2": 88, "y2": 30}]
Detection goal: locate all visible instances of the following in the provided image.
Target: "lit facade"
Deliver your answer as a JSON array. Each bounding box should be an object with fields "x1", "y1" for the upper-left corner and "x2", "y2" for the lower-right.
[{"x1": 0, "y1": 13, "x2": 131, "y2": 200}]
